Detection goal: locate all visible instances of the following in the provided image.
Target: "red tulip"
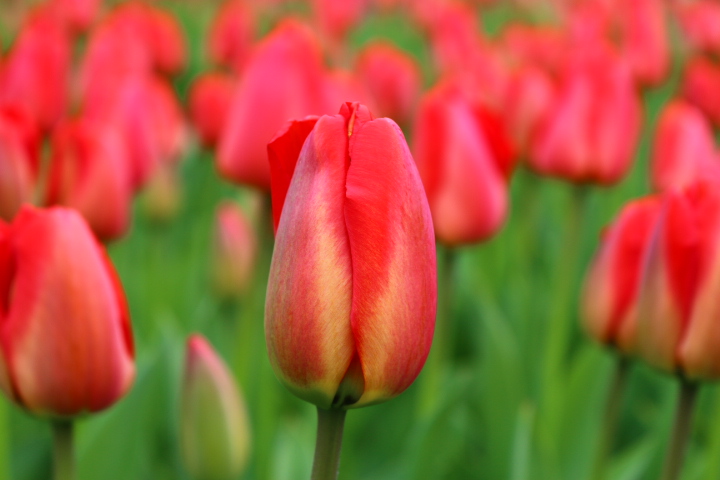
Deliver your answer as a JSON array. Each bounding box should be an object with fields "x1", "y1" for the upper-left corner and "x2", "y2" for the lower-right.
[
  {"x1": 615, "y1": 0, "x2": 669, "y2": 86},
  {"x1": 682, "y1": 56, "x2": 720, "y2": 127},
  {"x1": 502, "y1": 24, "x2": 569, "y2": 75},
  {"x1": 676, "y1": 1, "x2": 720, "y2": 56},
  {"x1": 636, "y1": 179, "x2": 720, "y2": 379},
  {"x1": 48, "y1": 0, "x2": 100, "y2": 32},
  {"x1": 529, "y1": 58, "x2": 641, "y2": 185},
  {"x1": 46, "y1": 118, "x2": 133, "y2": 241},
  {"x1": 652, "y1": 101, "x2": 720, "y2": 193},
  {"x1": 217, "y1": 20, "x2": 329, "y2": 191},
  {"x1": 208, "y1": 0, "x2": 256, "y2": 72},
  {"x1": 0, "y1": 107, "x2": 40, "y2": 221},
  {"x1": 0, "y1": 8, "x2": 71, "y2": 131},
  {"x1": 265, "y1": 103, "x2": 436, "y2": 408},
  {"x1": 0, "y1": 206, "x2": 134, "y2": 416},
  {"x1": 188, "y1": 72, "x2": 236, "y2": 148},
  {"x1": 583, "y1": 197, "x2": 662, "y2": 351},
  {"x1": 212, "y1": 202, "x2": 257, "y2": 301},
  {"x1": 310, "y1": 0, "x2": 368, "y2": 41},
  {"x1": 355, "y1": 42, "x2": 421, "y2": 125},
  {"x1": 412, "y1": 81, "x2": 514, "y2": 246}
]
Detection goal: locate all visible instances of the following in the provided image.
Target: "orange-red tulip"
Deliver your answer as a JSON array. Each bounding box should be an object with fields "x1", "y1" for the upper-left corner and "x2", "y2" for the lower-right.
[
  {"x1": 652, "y1": 101, "x2": 719, "y2": 193},
  {"x1": 355, "y1": 42, "x2": 421, "y2": 125},
  {"x1": 208, "y1": 0, "x2": 256, "y2": 72},
  {"x1": 265, "y1": 103, "x2": 436, "y2": 409},
  {"x1": 46, "y1": 118, "x2": 133, "y2": 241},
  {"x1": 212, "y1": 202, "x2": 257, "y2": 300},
  {"x1": 0, "y1": 206, "x2": 134, "y2": 416},
  {"x1": 636, "y1": 180, "x2": 720, "y2": 379},
  {"x1": 188, "y1": 72, "x2": 236, "y2": 148},
  {"x1": 583, "y1": 197, "x2": 662, "y2": 351},
  {"x1": 413, "y1": 81, "x2": 514, "y2": 246},
  {"x1": 218, "y1": 20, "x2": 329, "y2": 191}
]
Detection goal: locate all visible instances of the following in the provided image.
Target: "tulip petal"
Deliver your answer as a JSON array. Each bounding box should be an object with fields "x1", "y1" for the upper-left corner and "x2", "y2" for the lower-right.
[
  {"x1": 344, "y1": 116, "x2": 437, "y2": 407},
  {"x1": 267, "y1": 117, "x2": 319, "y2": 233},
  {"x1": 265, "y1": 115, "x2": 355, "y2": 409}
]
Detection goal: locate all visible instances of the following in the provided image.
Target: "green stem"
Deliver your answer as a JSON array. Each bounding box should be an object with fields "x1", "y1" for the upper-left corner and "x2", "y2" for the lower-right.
[
  {"x1": 660, "y1": 380, "x2": 699, "y2": 480},
  {"x1": 52, "y1": 420, "x2": 74, "y2": 480},
  {"x1": 310, "y1": 408, "x2": 347, "y2": 480},
  {"x1": 589, "y1": 356, "x2": 631, "y2": 480}
]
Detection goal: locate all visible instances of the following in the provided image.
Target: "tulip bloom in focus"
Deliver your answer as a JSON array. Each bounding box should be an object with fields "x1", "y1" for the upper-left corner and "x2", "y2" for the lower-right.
[
  {"x1": 355, "y1": 42, "x2": 421, "y2": 125},
  {"x1": 212, "y1": 202, "x2": 257, "y2": 301},
  {"x1": 652, "y1": 101, "x2": 719, "y2": 192},
  {"x1": 46, "y1": 119, "x2": 133, "y2": 241},
  {"x1": 0, "y1": 206, "x2": 134, "y2": 416},
  {"x1": 413, "y1": 81, "x2": 514, "y2": 246},
  {"x1": 636, "y1": 180, "x2": 720, "y2": 379},
  {"x1": 582, "y1": 198, "x2": 662, "y2": 351},
  {"x1": 181, "y1": 335, "x2": 250, "y2": 480},
  {"x1": 265, "y1": 103, "x2": 436, "y2": 409},
  {"x1": 188, "y1": 72, "x2": 236, "y2": 148},
  {"x1": 218, "y1": 20, "x2": 329, "y2": 191}
]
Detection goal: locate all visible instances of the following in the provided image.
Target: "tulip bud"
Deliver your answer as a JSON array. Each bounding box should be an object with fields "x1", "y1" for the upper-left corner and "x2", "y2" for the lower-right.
[
  {"x1": 355, "y1": 42, "x2": 421, "y2": 125},
  {"x1": 188, "y1": 72, "x2": 236, "y2": 148},
  {"x1": 412, "y1": 81, "x2": 514, "y2": 246},
  {"x1": 181, "y1": 335, "x2": 250, "y2": 480},
  {"x1": 46, "y1": 118, "x2": 133, "y2": 241},
  {"x1": 212, "y1": 202, "x2": 257, "y2": 301},
  {"x1": 582, "y1": 198, "x2": 662, "y2": 352},
  {"x1": 636, "y1": 179, "x2": 720, "y2": 379},
  {"x1": 218, "y1": 20, "x2": 329, "y2": 190},
  {"x1": 0, "y1": 206, "x2": 135, "y2": 416},
  {"x1": 651, "y1": 100, "x2": 720, "y2": 192},
  {"x1": 265, "y1": 103, "x2": 437, "y2": 409}
]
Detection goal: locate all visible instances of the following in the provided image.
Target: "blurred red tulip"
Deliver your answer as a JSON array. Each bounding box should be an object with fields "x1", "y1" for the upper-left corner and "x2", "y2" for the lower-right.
[
  {"x1": 212, "y1": 202, "x2": 257, "y2": 300},
  {"x1": 413, "y1": 81, "x2": 514, "y2": 246},
  {"x1": 583, "y1": 197, "x2": 662, "y2": 351},
  {"x1": 266, "y1": 103, "x2": 436, "y2": 409},
  {"x1": 0, "y1": 206, "x2": 134, "y2": 416},
  {"x1": 217, "y1": 20, "x2": 329, "y2": 191},
  {"x1": 529, "y1": 58, "x2": 641, "y2": 185},
  {"x1": 676, "y1": 1, "x2": 720, "y2": 56},
  {"x1": 616, "y1": 0, "x2": 669, "y2": 87},
  {"x1": 46, "y1": 118, "x2": 133, "y2": 241},
  {"x1": 0, "y1": 8, "x2": 71, "y2": 131},
  {"x1": 311, "y1": 0, "x2": 368, "y2": 40},
  {"x1": 502, "y1": 24, "x2": 569, "y2": 74},
  {"x1": 48, "y1": 0, "x2": 100, "y2": 32},
  {"x1": 652, "y1": 101, "x2": 720, "y2": 193},
  {"x1": 323, "y1": 69, "x2": 377, "y2": 114},
  {"x1": 0, "y1": 107, "x2": 40, "y2": 221},
  {"x1": 355, "y1": 42, "x2": 421, "y2": 125},
  {"x1": 682, "y1": 56, "x2": 720, "y2": 127},
  {"x1": 636, "y1": 179, "x2": 720, "y2": 379},
  {"x1": 188, "y1": 72, "x2": 236, "y2": 149},
  {"x1": 208, "y1": 0, "x2": 256, "y2": 72}
]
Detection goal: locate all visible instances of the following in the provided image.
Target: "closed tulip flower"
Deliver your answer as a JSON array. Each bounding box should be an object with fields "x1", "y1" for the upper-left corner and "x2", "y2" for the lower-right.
[
  {"x1": 265, "y1": 102, "x2": 436, "y2": 409},
  {"x1": 582, "y1": 197, "x2": 662, "y2": 351},
  {"x1": 181, "y1": 335, "x2": 250, "y2": 480},
  {"x1": 355, "y1": 42, "x2": 421, "y2": 125},
  {"x1": 208, "y1": 0, "x2": 256, "y2": 72},
  {"x1": 188, "y1": 72, "x2": 236, "y2": 148},
  {"x1": 652, "y1": 101, "x2": 720, "y2": 192},
  {"x1": 412, "y1": 81, "x2": 515, "y2": 246},
  {"x1": 0, "y1": 206, "x2": 135, "y2": 416},
  {"x1": 0, "y1": 106, "x2": 40, "y2": 221},
  {"x1": 616, "y1": 0, "x2": 669, "y2": 87},
  {"x1": 676, "y1": 1, "x2": 720, "y2": 56},
  {"x1": 218, "y1": 20, "x2": 329, "y2": 191},
  {"x1": 636, "y1": 179, "x2": 720, "y2": 378},
  {"x1": 212, "y1": 202, "x2": 257, "y2": 301},
  {"x1": 682, "y1": 56, "x2": 720, "y2": 127},
  {"x1": 46, "y1": 118, "x2": 133, "y2": 241}
]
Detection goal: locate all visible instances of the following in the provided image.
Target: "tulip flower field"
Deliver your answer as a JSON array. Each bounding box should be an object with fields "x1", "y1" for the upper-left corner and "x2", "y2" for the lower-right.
[{"x1": 4, "y1": 0, "x2": 720, "y2": 479}]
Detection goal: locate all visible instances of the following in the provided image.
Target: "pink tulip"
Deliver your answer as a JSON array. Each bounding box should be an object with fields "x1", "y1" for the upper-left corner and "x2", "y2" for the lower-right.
[
  {"x1": 0, "y1": 206, "x2": 134, "y2": 416},
  {"x1": 46, "y1": 118, "x2": 133, "y2": 241},
  {"x1": 188, "y1": 72, "x2": 236, "y2": 148},
  {"x1": 583, "y1": 197, "x2": 662, "y2": 351},
  {"x1": 355, "y1": 42, "x2": 421, "y2": 125},
  {"x1": 208, "y1": 0, "x2": 256, "y2": 72},
  {"x1": 652, "y1": 100, "x2": 720, "y2": 193},
  {"x1": 413, "y1": 81, "x2": 514, "y2": 245},
  {"x1": 265, "y1": 103, "x2": 436, "y2": 408},
  {"x1": 212, "y1": 202, "x2": 257, "y2": 300},
  {"x1": 218, "y1": 20, "x2": 329, "y2": 191}
]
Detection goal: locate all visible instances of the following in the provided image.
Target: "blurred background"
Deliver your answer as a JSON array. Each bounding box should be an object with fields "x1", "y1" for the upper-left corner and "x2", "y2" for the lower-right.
[{"x1": 1, "y1": 0, "x2": 719, "y2": 479}]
